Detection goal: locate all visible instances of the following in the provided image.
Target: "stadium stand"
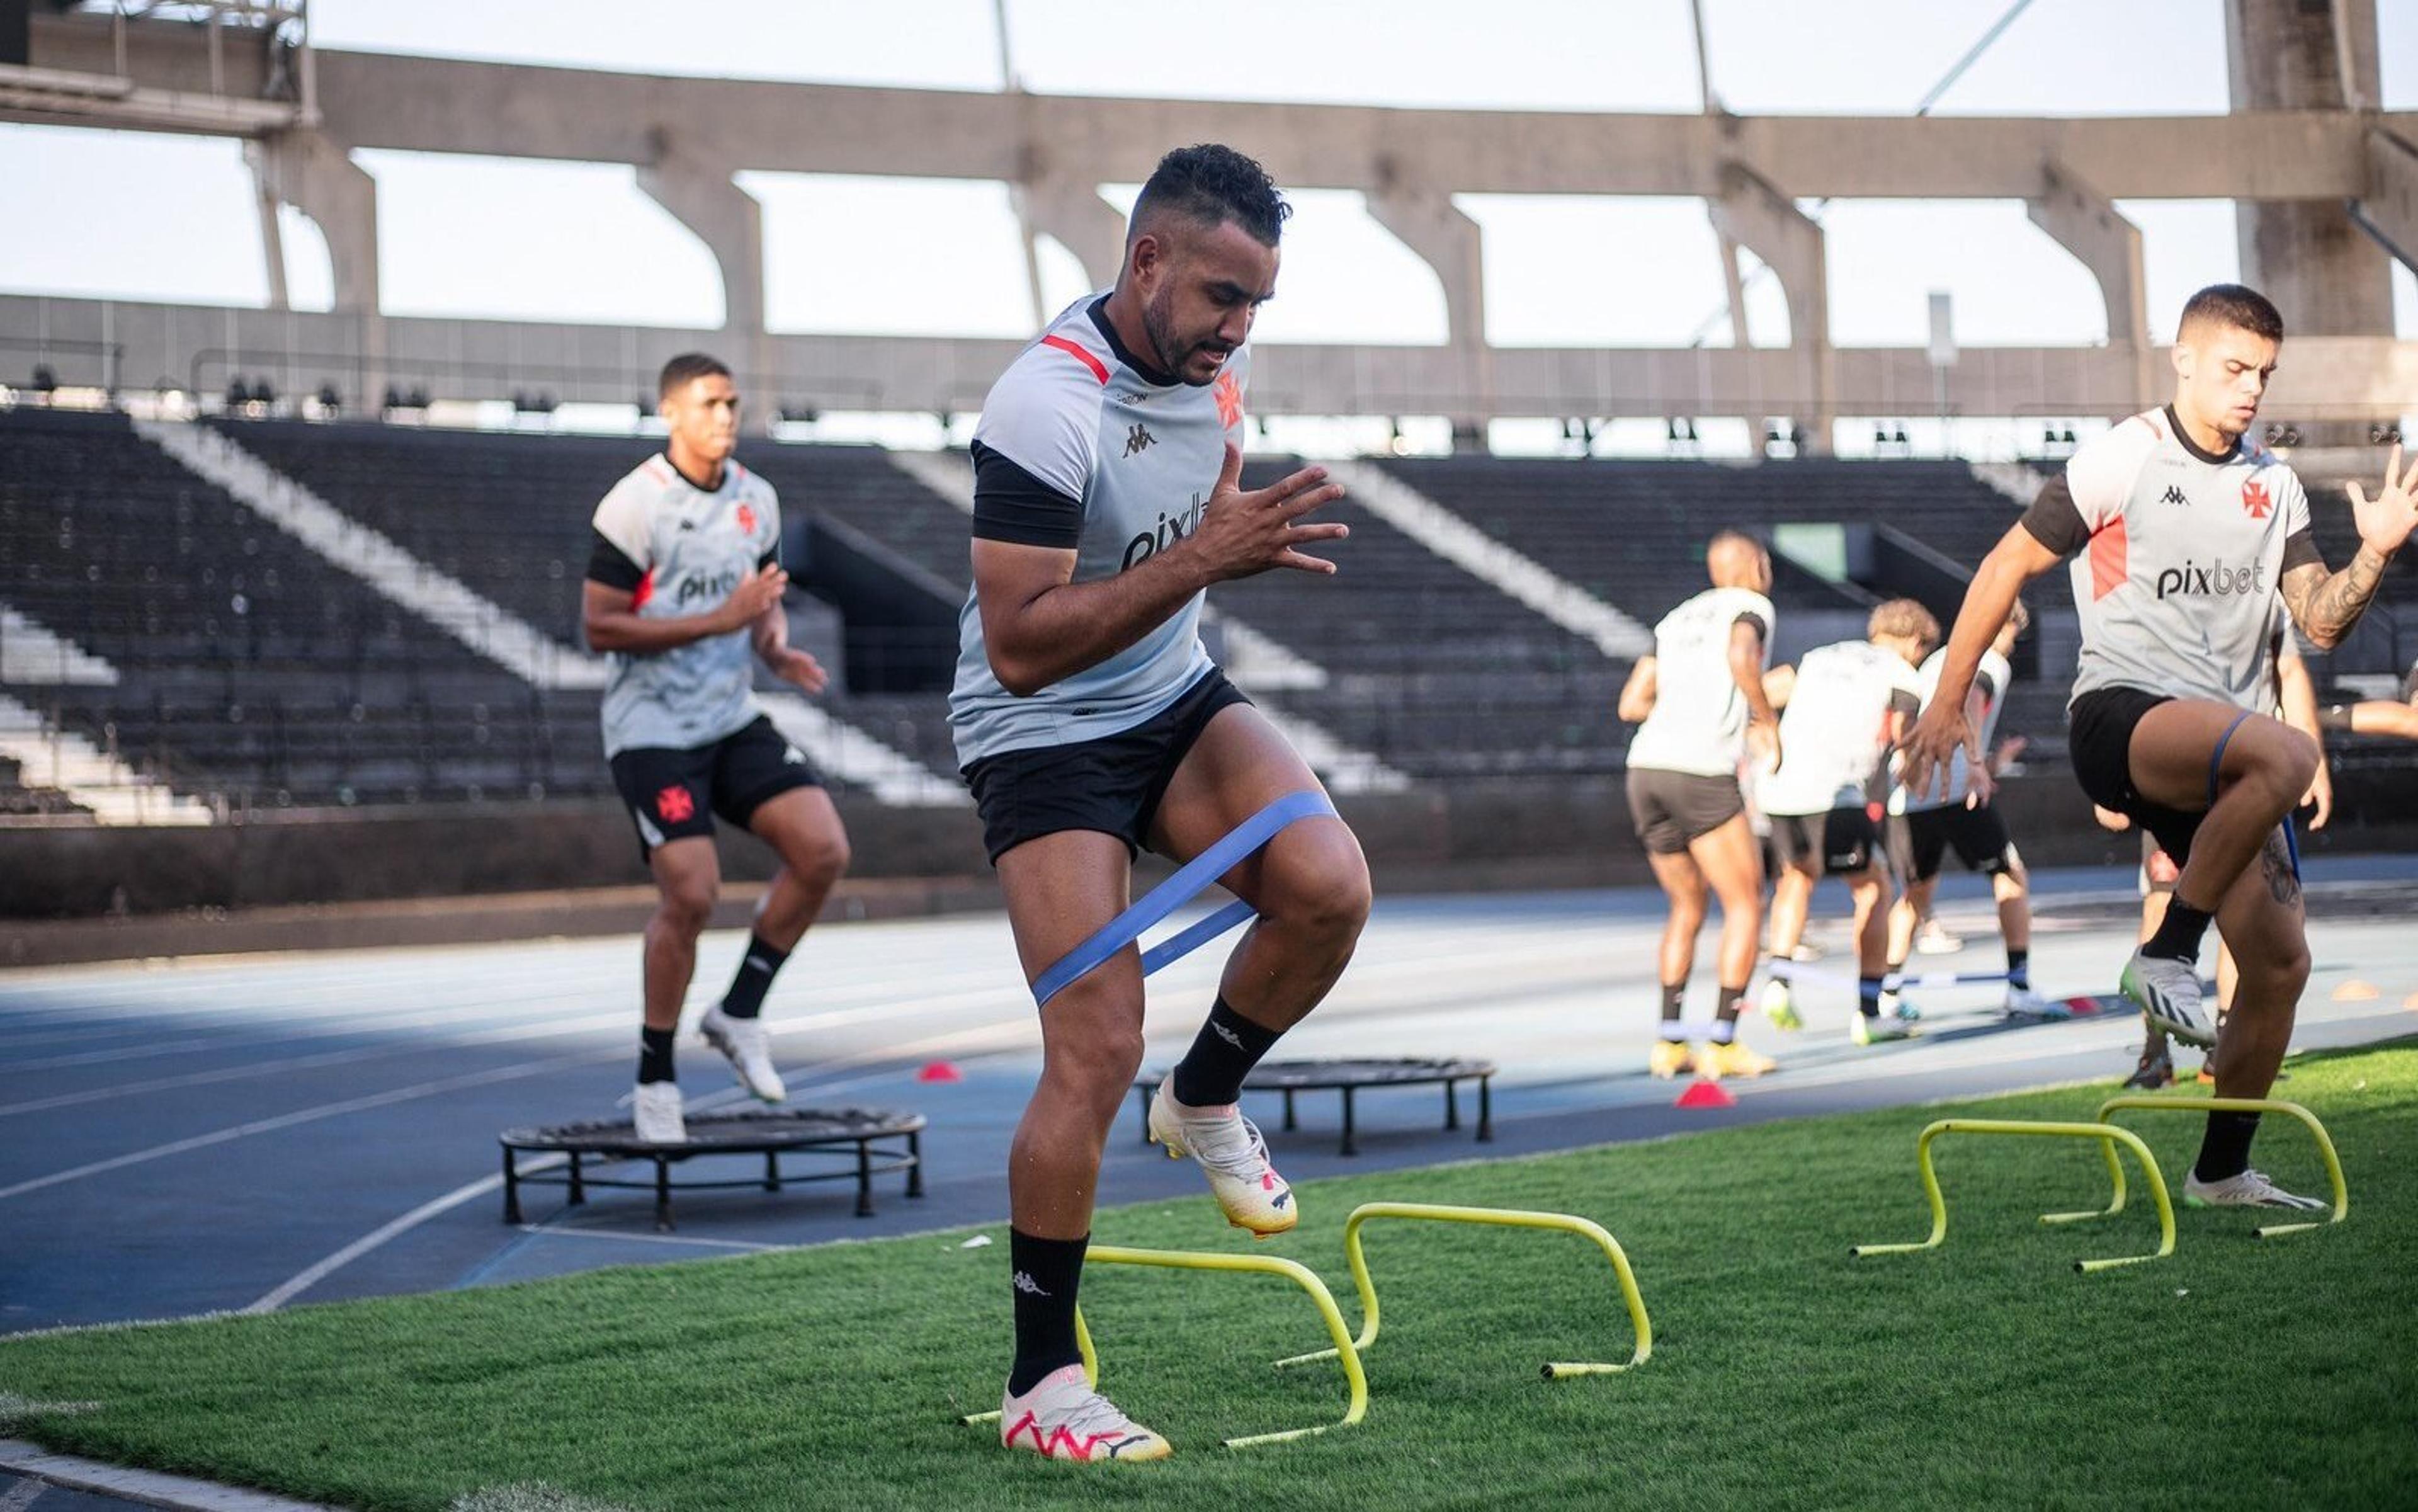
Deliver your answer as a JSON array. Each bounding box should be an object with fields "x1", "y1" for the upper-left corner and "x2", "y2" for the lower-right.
[{"x1": 0, "y1": 408, "x2": 606, "y2": 808}]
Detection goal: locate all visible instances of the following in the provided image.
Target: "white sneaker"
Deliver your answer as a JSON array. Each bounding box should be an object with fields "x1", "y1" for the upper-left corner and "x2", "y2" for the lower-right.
[
  {"x1": 1851, "y1": 1011, "x2": 1915, "y2": 1046},
  {"x1": 1761, "y1": 977, "x2": 1803, "y2": 1031},
  {"x1": 1787, "y1": 942, "x2": 1825, "y2": 963},
  {"x1": 699, "y1": 1004, "x2": 786, "y2": 1103},
  {"x1": 2003, "y1": 986, "x2": 2071, "y2": 1020},
  {"x1": 626, "y1": 1080, "x2": 686, "y2": 1144},
  {"x1": 1914, "y1": 919, "x2": 1965, "y2": 955},
  {"x1": 2183, "y1": 1168, "x2": 2327, "y2": 1212},
  {"x1": 1883, "y1": 991, "x2": 1922, "y2": 1024},
  {"x1": 2121, "y1": 950, "x2": 2212, "y2": 1048},
  {"x1": 999, "y1": 1363, "x2": 1171, "y2": 1462},
  {"x1": 1147, "y1": 1073, "x2": 1297, "y2": 1236}
]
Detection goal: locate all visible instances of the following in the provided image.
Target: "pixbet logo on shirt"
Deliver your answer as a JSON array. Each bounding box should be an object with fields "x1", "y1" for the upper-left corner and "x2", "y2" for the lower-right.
[
  {"x1": 674, "y1": 569, "x2": 744, "y2": 606},
  {"x1": 2154, "y1": 557, "x2": 2268, "y2": 600},
  {"x1": 1120, "y1": 492, "x2": 1208, "y2": 570}
]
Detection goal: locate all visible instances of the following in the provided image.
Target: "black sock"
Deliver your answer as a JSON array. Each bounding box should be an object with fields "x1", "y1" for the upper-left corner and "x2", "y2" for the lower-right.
[
  {"x1": 1171, "y1": 997, "x2": 1282, "y2": 1106},
  {"x1": 1858, "y1": 976, "x2": 1885, "y2": 1018},
  {"x1": 2145, "y1": 901, "x2": 2213, "y2": 965},
  {"x1": 720, "y1": 932, "x2": 790, "y2": 1020},
  {"x1": 1657, "y1": 982, "x2": 1688, "y2": 1042},
  {"x1": 2006, "y1": 946, "x2": 2030, "y2": 989},
  {"x1": 637, "y1": 1025, "x2": 676, "y2": 1084},
  {"x1": 1007, "y1": 1229, "x2": 1088, "y2": 1395},
  {"x1": 1711, "y1": 985, "x2": 1747, "y2": 1045},
  {"x1": 2194, "y1": 1110, "x2": 2262, "y2": 1183}
]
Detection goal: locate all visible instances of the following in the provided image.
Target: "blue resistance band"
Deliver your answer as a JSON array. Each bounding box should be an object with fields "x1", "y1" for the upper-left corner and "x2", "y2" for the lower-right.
[
  {"x1": 2205, "y1": 708, "x2": 2254, "y2": 809},
  {"x1": 2281, "y1": 811, "x2": 2302, "y2": 882},
  {"x1": 1030, "y1": 789, "x2": 1339, "y2": 1009}
]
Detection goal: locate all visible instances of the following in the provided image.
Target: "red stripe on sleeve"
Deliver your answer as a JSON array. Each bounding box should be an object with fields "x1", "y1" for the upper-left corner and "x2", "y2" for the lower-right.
[
  {"x1": 1040, "y1": 334, "x2": 1111, "y2": 386},
  {"x1": 630, "y1": 567, "x2": 656, "y2": 610},
  {"x1": 2087, "y1": 515, "x2": 2128, "y2": 600}
]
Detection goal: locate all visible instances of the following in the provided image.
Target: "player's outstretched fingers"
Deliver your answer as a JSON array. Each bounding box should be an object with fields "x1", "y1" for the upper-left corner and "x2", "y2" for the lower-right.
[{"x1": 1214, "y1": 440, "x2": 1246, "y2": 498}]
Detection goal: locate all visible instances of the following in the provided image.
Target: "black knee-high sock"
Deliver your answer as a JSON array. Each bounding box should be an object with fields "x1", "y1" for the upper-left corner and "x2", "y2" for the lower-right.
[
  {"x1": 2006, "y1": 946, "x2": 2030, "y2": 989},
  {"x1": 637, "y1": 1025, "x2": 676, "y2": 1084},
  {"x1": 1858, "y1": 976, "x2": 1886, "y2": 1018},
  {"x1": 1171, "y1": 997, "x2": 1282, "y2": 1106},
  {"x1": 1657, "y1": 982, "x2": 1688, "y2": 1042},
  {"x1": 1007, "y1": 1230, "x2": 1088, "y2": 1395},
  {"x1": 2194, "y1": 1110, "x2": 2262, "y2": 1183},
  {"x1": 2145, "y1": 901, "x2": 2213, "y2": 965},
  {"x1": 1712, "y1": 985, "x2": 1747, "y2": 1045},
  {"x1": 720, "y1": 932, "x2": 790, "y2": 1020}
]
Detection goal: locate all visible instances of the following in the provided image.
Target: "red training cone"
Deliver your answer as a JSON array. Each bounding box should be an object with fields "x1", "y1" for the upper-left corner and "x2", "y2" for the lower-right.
[
  {"x1": 916, "y1": 1060, "x2": 965, "y2": 1083},
  {"x1": 1673, "y1": 1078, "x2": 1736, "y2": 1110}
]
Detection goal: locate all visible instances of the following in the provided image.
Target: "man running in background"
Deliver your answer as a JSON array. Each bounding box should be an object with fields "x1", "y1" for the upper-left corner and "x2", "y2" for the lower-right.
[
  {"x1": 1883, "y1": 601, "x2": 2058, "y2": 1019},
  {"x1": 584, "y1": 353, "x2": 854, "y2": 1145},
  {"x1": 1905, "y1": 283, "x2": 2418, "y2": 1210},
  {"x1": 1616, "y1": 530, "x2": 1781, "y2": 1081},
  {"x1": 1757, "y1": 600, "x2": 1936, "y2": 1045},
  {"x1": 952, "y1": 144, "x2": 1368, "y2": 1462}
]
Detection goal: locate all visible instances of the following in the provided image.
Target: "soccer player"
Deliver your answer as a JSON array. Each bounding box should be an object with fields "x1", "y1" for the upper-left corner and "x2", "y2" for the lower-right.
[
  {"x1": 1883, "y1": 601, "x2": 2058, "y2": 1018},
  {"x1": 1905, "y1": 283, "x2": 2418, "y2": 1211},
  {"x1": 582, "y1": 353, "x2": 853, "y2": 1145},
  {"x1": 1756, "y1": 600, "x2": 1936, "y2": 1045},
  {"x1": 2315, "y1": 656, "x2": 2418, "y2": 742},
  {"x1": 953, "y1": 145, "x2": 1367, "y2": 1462},
  {"x1": 1616, "y1": 531, "x2": 1781, "y2": 1080}
]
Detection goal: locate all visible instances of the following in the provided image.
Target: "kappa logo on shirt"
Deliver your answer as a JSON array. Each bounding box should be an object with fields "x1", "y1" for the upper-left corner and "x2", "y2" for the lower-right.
[
  {"x1": 2241, "y1": 479, "x2": 2272, "y2": 519},
  {"x1": 2159, "y1": 485, "x2": 2189, "y2": 506},
  {"x1": 1123, "y1": 423, "x2": 1156, "y2": 458}
]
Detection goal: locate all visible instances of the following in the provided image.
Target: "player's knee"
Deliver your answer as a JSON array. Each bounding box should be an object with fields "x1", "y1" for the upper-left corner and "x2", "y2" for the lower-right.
[
  {"x1": 1052, "y1": 1015, "x2": 1145, "y2": 1093},
  {"x1": 1669, "y1": 895, "x2": 1708, "y2": 933},
  {"x1": 796, "y1": 826, "x2": 851, "y2": 886},
  {"x1": 657, "y1": 876, "x2": 718, "y2": 934},
  {"x1": 1267, "y1": 831, "x2": 1371, "y2": 945},
  {"x1": 2268, "y1": 727, "x2": 2320, "y2": 801}
]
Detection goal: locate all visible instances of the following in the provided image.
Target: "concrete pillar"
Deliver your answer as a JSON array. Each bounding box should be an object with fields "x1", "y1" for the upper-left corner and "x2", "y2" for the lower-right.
[
  {"x1": 1366, "y1": 184, "x2": 1491, "y2": 450},
  {"x1": 1708, "y1": 162, "x2": 1832, "y2": 455},
  {"x1": 2354, "y1": 127, "x2": 2418, "y2": 273},
  {"x1": 245, "y1": 130, "x2": 378, "y2": 315},
  {"x1": 635, "y1": 139, "x2": 764, "y2": 336},
  {"x1": 1019, "y1": 174, "x2": 1128, "y2": 293},
  {"x1": 2026, "y1": 160, "x2": 2157, "y2": 409},
  {"x1": 2226, "y1": 0, "x2": 2393, "y2": 341}
]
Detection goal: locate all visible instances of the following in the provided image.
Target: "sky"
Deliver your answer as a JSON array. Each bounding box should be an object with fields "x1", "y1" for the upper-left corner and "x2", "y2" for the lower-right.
[{"x1": 1, "y1": 0, "x2": 2414, "y2": 412}]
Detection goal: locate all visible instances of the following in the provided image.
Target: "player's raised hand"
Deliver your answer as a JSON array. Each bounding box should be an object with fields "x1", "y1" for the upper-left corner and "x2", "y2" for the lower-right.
[
  {"x1": 1899, "y1": 702, "x2": 1970, "y2": 808},
  {"x1": 718, "y1": 564, "x2": 790, "y2": 630},
  {"x1": 1191, "y1": 443, "x2": 1349, "y2": 580},
  {"x1": 2347, "y1": 443, "x2": 2418, "y2": 555}
]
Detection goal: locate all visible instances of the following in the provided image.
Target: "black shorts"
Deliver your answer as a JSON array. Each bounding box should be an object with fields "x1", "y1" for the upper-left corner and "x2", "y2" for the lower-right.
[
  {"x1": 608, "y1": 715, "x2": 823, "y2": 861},
  {"x1": 1887, "y1": 804, "x2": 2016, "y2": 884},
  {"x1": 962, "y1": 669, "x2": 1252, "y2": 864},
  {"x1": 2067, "y1": 686, "x2": 2205, "y2": 864},
  {"x1": 1770, "y1": 806, "x2": 1880, "y2": 876},
  {"x1": 1625, "y1": 768, "x2": 1745, "y2": 856}
]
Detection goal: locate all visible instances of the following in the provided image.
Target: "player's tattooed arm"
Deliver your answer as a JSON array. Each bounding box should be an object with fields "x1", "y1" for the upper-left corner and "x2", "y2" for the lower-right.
[
  {"x1": 2279, "y1": 550, "x2": 2388, "y2": 651},
  {"x1": 2286, "y1": 444, "x2": 2418, "y2": 649}
]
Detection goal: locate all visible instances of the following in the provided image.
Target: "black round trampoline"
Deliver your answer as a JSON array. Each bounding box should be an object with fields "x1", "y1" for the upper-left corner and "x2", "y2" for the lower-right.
[
  {"x1": 1132, "y1": 1057, "x2": 1496, "y2": 1156},
  {"x1": 498, "y1": 1106, "x2": 924, "y2": 1231}
]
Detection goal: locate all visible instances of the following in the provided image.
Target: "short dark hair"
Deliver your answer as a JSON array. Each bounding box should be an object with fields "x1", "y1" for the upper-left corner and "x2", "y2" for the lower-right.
[
  {"x1": 2178, "y1": 284, "x2": 2284, "y2": 344},
  {"x1": 1130, "y1": 144, "x2": 1290, "y2": 247},
  {"x1": 658, "y1": 351, "x2": 732, "y2": 401}
]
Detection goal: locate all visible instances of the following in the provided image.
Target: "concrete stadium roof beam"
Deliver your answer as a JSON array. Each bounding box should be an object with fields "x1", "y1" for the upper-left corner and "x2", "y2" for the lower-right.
[{"x1": 2024, "y1": 161, "x2": 2152, "y2": 409}]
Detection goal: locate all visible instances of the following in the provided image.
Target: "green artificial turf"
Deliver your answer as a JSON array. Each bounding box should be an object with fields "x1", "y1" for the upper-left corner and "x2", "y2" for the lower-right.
[{"x1": 6, "y1": 1042, "x2": 2415, "y2": 1511}]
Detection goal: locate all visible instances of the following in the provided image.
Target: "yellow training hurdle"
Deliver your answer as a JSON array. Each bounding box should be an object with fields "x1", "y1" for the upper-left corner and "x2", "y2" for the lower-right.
[
  {"x1": 2074, "y1": 1096, "x2": 2349, "y2": 1239},
  {"x1": 960, "y1": 1244, "x2": 1364, "y2": 1448},
  {"x1": 1271, "y1": 1201, "x2": 1652, "y2": 1380},
  {"x1": 1851, "y1": 1118, "x2": 2177, "y2": 1273}
]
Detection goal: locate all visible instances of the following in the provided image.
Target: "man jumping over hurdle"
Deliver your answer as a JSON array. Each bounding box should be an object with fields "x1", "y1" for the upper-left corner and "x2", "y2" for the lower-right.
[
  {"x1": 1905, "y1": 283, "x2": 2418, "y2": 1211},
  {"x1": 952, "y1": 144, "x2": 1370, "y2": 1461}
]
